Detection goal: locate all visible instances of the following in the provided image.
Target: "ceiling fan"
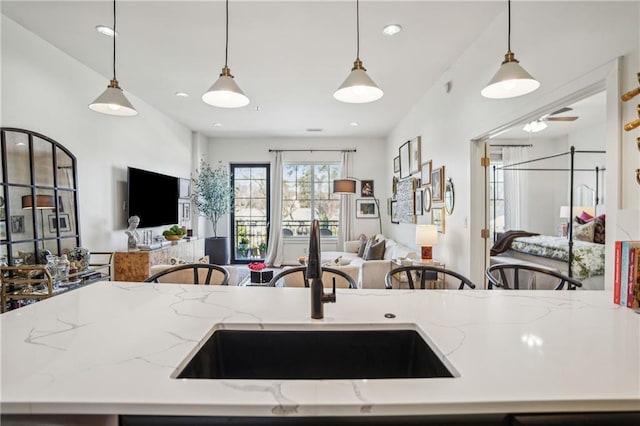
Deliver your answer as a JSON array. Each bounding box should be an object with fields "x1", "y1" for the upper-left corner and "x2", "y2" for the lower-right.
[{"x1": 540, "y1": 107, "x2": 579, "y2": 122}]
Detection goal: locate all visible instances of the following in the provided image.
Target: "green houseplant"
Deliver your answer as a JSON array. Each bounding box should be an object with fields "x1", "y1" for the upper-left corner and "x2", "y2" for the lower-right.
[{"x1": 191, "y1": 160, "x2": 234, "y2": 264}]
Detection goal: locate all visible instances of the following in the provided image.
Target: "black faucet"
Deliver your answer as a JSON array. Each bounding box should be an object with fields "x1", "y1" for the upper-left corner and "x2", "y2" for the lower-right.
[{"x1": 307, "y1": 219, "x2": 335, "y2": 319}]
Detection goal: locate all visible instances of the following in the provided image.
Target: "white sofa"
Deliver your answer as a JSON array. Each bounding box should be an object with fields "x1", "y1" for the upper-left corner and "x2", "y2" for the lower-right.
[{"x1": 321, "y1": 234, "x2": 419, "y2": 289}]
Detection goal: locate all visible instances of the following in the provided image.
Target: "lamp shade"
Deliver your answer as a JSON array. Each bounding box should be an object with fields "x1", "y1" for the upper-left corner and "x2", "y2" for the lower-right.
[
  {"x1": 481, "y1": 56, "x2": 540, "y2": 99},
  {"x1": 22, "y1": 195, "x2": 55, "y2": 210},
  {"x1": 333, "y1": 179, "x2": 357, "y2": 194},
  {"x1": 334, "y1": 62, "x2": 383, "y2": 104},
  {"x1": 416, "y1": 224, "x2": 438, "y2": 246},
  {"x1": 89, "y1": 80, "x2": 138, "y2": 116},
  {"x1": 202, "y1": 67, "x2": 250, "y2": 108},
  {"x1": 559, "y1": 205, "x2": 571, "y2": 219}
]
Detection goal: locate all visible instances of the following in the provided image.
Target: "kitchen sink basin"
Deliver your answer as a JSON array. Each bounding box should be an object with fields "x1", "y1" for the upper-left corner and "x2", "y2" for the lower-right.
[{"x1": 175, "y1": 328, "x2": 455, "y2": 380}]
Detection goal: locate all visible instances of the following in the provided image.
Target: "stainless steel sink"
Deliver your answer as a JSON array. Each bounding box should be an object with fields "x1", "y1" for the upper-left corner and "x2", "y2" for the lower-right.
[{"x1": 175, "y1": 327, "x2": 455, "y2": 380}]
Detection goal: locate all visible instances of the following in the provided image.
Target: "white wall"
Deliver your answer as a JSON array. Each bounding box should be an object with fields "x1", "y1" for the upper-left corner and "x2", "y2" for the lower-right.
[
  {"x1": 386, "y1": 1, "x2": 640, "y2": 286},
  {"x1": 1, "y1": 16, "x2": 193, "y2": 252}
]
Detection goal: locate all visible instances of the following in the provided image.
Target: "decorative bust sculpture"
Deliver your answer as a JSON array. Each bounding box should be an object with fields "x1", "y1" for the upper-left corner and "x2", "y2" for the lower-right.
[{"x1": 125, "y1": 215, "x2": 141, "y2": 250}]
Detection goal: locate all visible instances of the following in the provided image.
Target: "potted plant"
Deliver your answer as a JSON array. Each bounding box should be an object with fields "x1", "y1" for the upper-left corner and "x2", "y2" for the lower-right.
[{"x1": 191, "y1": 160, "x2": 234, "y2": 265}]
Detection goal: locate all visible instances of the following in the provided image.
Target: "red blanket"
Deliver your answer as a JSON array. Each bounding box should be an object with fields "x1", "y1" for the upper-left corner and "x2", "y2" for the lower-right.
[{"x1": 490, "y1": 230, "x2": 539, "y2": 256}]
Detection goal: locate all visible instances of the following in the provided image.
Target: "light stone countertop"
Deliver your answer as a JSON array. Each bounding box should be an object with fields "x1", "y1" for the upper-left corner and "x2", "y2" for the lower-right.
[{"x1": 1, "y1": 281, "x2": 639, "y2": 418}]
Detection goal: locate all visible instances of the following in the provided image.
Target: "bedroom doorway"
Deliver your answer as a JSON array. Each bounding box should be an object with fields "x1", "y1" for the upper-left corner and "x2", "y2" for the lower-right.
[{"x1": 471, "y1": 80, "x2": 613, "y2": 290}]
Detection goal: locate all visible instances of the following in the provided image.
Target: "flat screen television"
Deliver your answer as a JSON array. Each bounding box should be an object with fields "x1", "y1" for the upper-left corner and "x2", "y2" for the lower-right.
[{"x1": 127, "y1": 167, "x2": 179, "y2": 228}]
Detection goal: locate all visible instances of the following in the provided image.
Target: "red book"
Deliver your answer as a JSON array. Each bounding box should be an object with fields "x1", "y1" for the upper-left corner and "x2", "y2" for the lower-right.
[
  {"x1": 628, "y1": 247, "x2": 636, "y2": 307},
  {"x1": 614, "y1": 241, "x2": 622, "y2": 304}
]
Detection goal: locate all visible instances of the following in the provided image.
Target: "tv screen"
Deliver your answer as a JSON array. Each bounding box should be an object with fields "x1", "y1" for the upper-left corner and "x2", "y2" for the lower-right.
[{"x1": 127, "y1": 167, "x2": 179, "y2": 228}]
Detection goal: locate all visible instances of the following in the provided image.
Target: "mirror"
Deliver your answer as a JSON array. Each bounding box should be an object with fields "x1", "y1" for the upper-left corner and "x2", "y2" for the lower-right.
[
  {"x1": 444, "y1": 179, "x2": 454, "y2": 215},
  {"x1": 423, "y1": 185, "x2": 432, "y2": 213}
]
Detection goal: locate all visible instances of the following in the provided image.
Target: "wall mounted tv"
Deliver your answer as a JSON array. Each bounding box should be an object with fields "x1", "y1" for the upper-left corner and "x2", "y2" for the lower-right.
[{"x1": 127, "y1": 167, "x2": 179, "y2": 228}]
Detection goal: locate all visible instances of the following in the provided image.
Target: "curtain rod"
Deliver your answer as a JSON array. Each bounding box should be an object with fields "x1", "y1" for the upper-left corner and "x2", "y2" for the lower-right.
[
  {"x1": 491, "y1": 144, "x2": 533, "y2": 148},
  {"x1": 269, "y1": 149, "x2": 356, "y2": 153},
  {"x1": 500, "y1": 168, "x2": 607, "y2": 172}
]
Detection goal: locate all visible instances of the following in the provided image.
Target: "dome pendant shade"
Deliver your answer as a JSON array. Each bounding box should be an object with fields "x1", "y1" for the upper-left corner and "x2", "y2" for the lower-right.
[
  {"x1": 89, "y1": 79, "x2": 138, "y2": 116},
  {"x1": 334, "y1": 60, "x2": 384, "y2": 104},
  {"x1": 481, "y1": 52, "x2": 540, "y2": 99},
  {"x1": 202, "y1": 66, "x2": 250, "y2": 108}
]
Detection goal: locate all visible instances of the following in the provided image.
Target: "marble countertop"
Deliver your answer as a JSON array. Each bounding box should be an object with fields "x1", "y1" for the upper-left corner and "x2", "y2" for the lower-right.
[{"x1": 1, "y1": 282, "x2": 639, "y2": 417}]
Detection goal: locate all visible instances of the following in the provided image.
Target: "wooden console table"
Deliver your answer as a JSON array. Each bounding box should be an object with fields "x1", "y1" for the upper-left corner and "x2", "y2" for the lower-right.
[{"x1": 114, "y1": 239, "x2": 204, "y2": 282}]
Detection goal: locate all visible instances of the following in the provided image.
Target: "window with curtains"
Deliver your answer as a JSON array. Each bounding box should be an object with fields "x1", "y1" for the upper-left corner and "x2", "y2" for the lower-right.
[{"x1": 282, "y1": 163, "x2": 341, "y2": 237}]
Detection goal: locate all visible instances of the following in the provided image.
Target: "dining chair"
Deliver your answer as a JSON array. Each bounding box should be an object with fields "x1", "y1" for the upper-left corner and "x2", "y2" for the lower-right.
[
  {"x1": 268, "y1": 266, "x2": 357, "y2": 289},
  {"x1": 144, "y1": 263, "x2": 229, "y2": 285},
  {"x1": 485, "y1": 263, "x2": 582, "y2": 290},
  {"x1": 385, "y1": 265, "x2": 476, "y2": 290}
]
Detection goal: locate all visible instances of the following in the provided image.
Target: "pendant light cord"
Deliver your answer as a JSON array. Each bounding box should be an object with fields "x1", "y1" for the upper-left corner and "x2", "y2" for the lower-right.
[
  {"x1": 224, "y1": 0, "x2": 229, "y2": 68},
  {"x1": 356, "y1": 0, "x2": 360, "y2": 60},
  {"x1": 112, "y1": 0, "x2": 117, "y2": 80},
  {"x1": 507, "y1": 0, "x2": 511, "y2": 52}
]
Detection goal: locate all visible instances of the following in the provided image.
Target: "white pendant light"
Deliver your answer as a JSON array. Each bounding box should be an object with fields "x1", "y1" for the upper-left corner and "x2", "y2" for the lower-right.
[
  {"x1": 202, "y1": 0, "x2": 249, "y2": 108},
  {"x1": 334, "y1": 0, "x2": 383, "y2": 104},
  {"x1": 481, "y1": 0, "x2": 540, "y2": 99},
  {"x1": 89, "y1": 0, "x2": 138, "y2": 116}
]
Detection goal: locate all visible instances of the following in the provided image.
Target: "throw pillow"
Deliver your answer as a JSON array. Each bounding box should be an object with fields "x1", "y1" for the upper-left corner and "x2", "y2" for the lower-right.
[
  {"x1": 574, "y1": 221, "x2": 595, "y2": 242},
  {"x1": 170, "y1": 257, "x2": 188, "y2": 265},
  {"x1": 361, "y1": 236, "x2": 376, "y2": 258},
  {"x1": 593, "y1": 216, "x2": 605, "y2": 244},
  {"x1": 364, "y1": 240, "x2": 385, "y2": 260},
  {"x1": 357, "y1": 238, "x2": 368, "y2": 257}
]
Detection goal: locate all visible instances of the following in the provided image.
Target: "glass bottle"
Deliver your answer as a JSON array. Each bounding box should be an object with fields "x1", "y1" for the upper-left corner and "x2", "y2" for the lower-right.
[
  {"x1": 57, "y1": 254, "x2": 70, "y2": 283},
  {"x1": 45, "y1": 255, "x2": 59, "y2": 289}
]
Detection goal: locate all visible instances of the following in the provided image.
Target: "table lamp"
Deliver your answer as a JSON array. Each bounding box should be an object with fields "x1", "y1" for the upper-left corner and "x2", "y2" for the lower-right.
[{"x1": 415, "y1": 224, "x2": 438, "y2": 261}]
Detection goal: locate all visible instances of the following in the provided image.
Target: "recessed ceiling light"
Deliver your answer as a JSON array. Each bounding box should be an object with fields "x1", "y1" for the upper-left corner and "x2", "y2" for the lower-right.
[
  {"x1": 175, "y1": 92, "x2": 189, "y2": 98},
  {"x1": 382, "y1": 24, "x2": 402, "y2": 36},
  {"x1": 213, "y1": 122, "x2": 223, "y2": 127},
  {"x1": 349, "y1": 122, "x2": 359, "y2": 127},
  {"x1": 95, "y1": 25, "x2": 118, "y2": 37},
  {"x1": 306, "y1": 128, "x2": 323, "y2": 132}
]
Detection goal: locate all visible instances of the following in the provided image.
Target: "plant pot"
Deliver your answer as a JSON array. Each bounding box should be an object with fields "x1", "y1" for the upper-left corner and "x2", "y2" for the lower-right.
[{"x1": 205, "y1": 237, "x2": 229, "y2": 265}]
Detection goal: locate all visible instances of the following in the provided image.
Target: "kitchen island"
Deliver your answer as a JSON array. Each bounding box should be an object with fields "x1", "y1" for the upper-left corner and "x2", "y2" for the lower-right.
[{"x1": 1, "y1": 281, "x2": 639, "y2": 425}]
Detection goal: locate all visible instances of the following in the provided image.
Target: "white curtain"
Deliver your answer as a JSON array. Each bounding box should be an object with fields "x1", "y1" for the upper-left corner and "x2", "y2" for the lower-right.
[
  {"x1": 503, "y1": 147, "x2": 528, "y2": 230},
  {"x1": 265, "y1": 151, "x2": 284, "y2": 267},
  {"x1": 338, "y1": 151, "x2": 353, "y2": 248}
]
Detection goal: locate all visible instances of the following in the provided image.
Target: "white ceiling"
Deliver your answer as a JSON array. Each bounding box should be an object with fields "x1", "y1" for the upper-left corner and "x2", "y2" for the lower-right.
[{"x1": 2, "y1": 1, "x2": 506, "y2": 138}]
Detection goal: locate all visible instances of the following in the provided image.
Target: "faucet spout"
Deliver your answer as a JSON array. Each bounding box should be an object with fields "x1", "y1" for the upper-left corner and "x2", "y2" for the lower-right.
[{"x1": 307, "y1": 219, "x2": 335, "y2": 319}]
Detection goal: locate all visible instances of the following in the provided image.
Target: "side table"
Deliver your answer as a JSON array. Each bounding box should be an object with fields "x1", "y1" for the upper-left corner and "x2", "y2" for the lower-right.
[{"x1": 390, "y1": 259, "x2": 445, "y2": 289}]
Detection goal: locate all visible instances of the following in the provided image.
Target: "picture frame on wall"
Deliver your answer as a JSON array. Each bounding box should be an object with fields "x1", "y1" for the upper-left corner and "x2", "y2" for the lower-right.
[
  {"x1": 390, "y1": 200, "x2": 399, "y2": 224},
  {"x1": 393, "y1": 156, "x2": 400, "y2": 174},
  {"x1": 179, "y1": 178, "x2": 191, "y2": 199},
  {"x1": 361, "y1": 180, "x2": 374, "y2": 197},
  {"x1": 423, "y1": 185, "x2": 432, "y2": 213},
  {"x1": 10, "y1": 215, "x2": 24, "y2": 234},
  {"x1": 0, "y1": 222, "x2": 6, "y2": 240},
  {"x1": 408, "y1": 136, "x2": 422, "y2": 174},
  {"x1": 356, "y1": 199, "x2": 378, "y2": 218},
  {"x1": 48, "y1": 213, "x2": 71, "y2": 233},
  {"x1": 431, "y1": 166, "x2": 445, "y2": 201},
  {"x1": 421, "y1": 160, "x2": 432, "y2": 186},
  {"x1": 415, "y1": 189, "x2": 423, "y2": 216},
  {"x1": 399, "y1": 141, "x2": 410, "y2": 179},
  {"x1": 432, "y1": 207, "x2": 445, "y2": 234}
]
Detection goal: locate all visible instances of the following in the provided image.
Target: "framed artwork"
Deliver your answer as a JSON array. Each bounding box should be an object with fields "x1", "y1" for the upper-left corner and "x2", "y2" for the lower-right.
[
  {"x1": 415, "y1": 189, "x2": 423, "y2": 216},
  {"x1": 423, "y1": 185, "x2": 432, "y2": 213},
  {"x1": 431, "y1": 166, "x2": 445, "y2": 202},
  {"x1": 408, "y1": 136, "x2": 422, "y2": 174},
  {"x1": 432, "y1": 207, "x2": 445, "y2": 234},
  {"x1": 179, "y1": 178, "x2": 191, "y2": 199},
  {"x1": 356, "y1": 199, "x2": 378, "y2": 218},
  {"x1": 0, "y1": 222, "x2": 5, "y2": 240},
  {"x1": 10, "y1": 215, "x2": 24, "y2": 233},
  {"x1": 421, "y1": 160, "x2": 432, "y2": 185},
  {"x1": 399, "y1": 141, "x2": 410, "y2": 179},
  {"x1": 58, "y1": 195, "x2": 65, "y2": 212},
  {"x1": 361, "y1": 180, "x2": 374, "y2": 197},
  {"x1": 392, "y1": 176, "x2": 399, "y2": 198},
  {"x1": 0, "y1": 206, "x2": 4, "y2": 220},
  {"x1": 393, "y1": 156, "x2": 400, "y2": 174},
  {"x1": 390, "y1": 200, "x2": 399, "y2": 224},
  {"x1": 48, "y1": 213, "x2": 71, "y2": 233},
  {"x1": 387, "y1": 198, "x2": 393, "y2": 215}
]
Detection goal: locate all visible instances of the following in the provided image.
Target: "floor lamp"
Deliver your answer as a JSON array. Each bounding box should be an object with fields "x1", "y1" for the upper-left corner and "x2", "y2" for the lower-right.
[{"x1": 333, "y1": 178, "x2": 382, "y2": 234}]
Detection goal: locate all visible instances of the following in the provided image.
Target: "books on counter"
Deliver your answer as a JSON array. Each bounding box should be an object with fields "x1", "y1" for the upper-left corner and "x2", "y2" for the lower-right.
[{"x1": 614, "y1": 240, "x2": 640, "y2": 308}]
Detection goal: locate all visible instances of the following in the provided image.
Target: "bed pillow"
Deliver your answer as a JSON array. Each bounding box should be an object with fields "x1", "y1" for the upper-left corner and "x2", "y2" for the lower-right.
[
  {"x1": 593, "y1": 215, "x2": 606, "y2": 244},
  {"x1": 574, "y1": 211, "x2": 595, "y2": 224},
  {"x1": 574, "y1": 221, "x2": 595, "y2": 242},
  {"x1": 364, "y1": 239, "x2": 386, "y2": 260}
]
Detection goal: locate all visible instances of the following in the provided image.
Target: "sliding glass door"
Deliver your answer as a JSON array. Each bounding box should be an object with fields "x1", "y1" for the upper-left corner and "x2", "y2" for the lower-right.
[{"x1": 231, "y1": 164, "x2": 270, "y2": 263}]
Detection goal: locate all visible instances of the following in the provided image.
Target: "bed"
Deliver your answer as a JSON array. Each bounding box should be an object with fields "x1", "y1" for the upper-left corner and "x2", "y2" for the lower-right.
[{"x1": 492, "y1": 235, "x2": 605, "y2": 290}]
